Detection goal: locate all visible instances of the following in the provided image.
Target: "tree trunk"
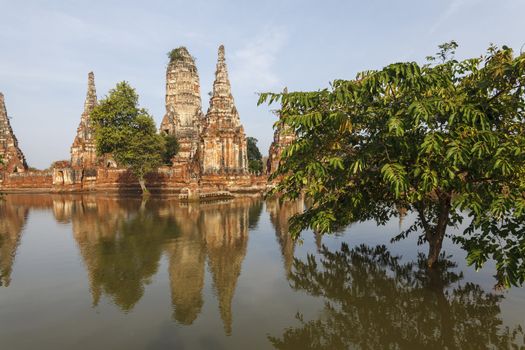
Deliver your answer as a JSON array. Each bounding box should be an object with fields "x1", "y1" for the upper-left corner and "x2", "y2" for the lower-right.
[
  {"x1": 427, "y1": 194, "x2": 451, "y2": 268},
  {"x1": 427, "y1": 231, "x2": 445, "y2": 268},
  {"x1": 138, "y1": 177, "x2": 149, "y2": 196}
]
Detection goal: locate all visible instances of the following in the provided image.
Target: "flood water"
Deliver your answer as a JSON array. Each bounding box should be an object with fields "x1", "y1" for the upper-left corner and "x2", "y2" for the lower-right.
[{"x1": 0, "y1": 194, "x2": 524, "y2": 349}]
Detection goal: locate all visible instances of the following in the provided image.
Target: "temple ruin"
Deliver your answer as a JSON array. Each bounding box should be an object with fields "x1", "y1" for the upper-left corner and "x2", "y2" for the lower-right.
[
  {"x1": 70, "y1": 72, "x2": 98, "y2": 170},
  {"x1": 267, "y1": 88, "x2": 296, "y2": 176},
  {"x1": 0, "y1": 93, "x2": 28, "y2": 174},
  {"x1": 201, "y1": 45, "x2": 248, "y2": 175},
  {"x1": 0, "y1": 45, "x2": 266, "y2": 196},
  {"x1": 160, "y1": 47, "x2": 203, "y2": 167}
]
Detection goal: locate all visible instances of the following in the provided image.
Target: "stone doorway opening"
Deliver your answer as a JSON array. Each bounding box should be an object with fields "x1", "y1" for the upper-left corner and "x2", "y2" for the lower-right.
[{"x1": 56, "y1": 171, "x2": 65, "y2": 185}]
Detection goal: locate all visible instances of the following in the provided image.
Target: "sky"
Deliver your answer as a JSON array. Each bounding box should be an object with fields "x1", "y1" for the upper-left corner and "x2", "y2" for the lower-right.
[{"x1": 1, "y1": 0, "x2": 524, "y2": 169}]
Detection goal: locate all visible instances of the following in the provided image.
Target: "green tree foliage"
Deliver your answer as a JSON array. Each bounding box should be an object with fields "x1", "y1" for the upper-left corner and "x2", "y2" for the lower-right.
[
  {"x1": 167, "y1": 47, "x2": 187, "y2": 62},
  {"x1": 91, "y1": 81, "x2": 164, "y2": 194},
  {"x1": 247, "y1": 136, "x2": 263, "y2": 174},
  {"x1": 269, "y1": 244, "x2": 524, "y2": 349},
  {"x1": 162, "y1": 133, "x2": 179, "y2": 165},
  {"x1": 259, "y1": 43, "x2": 525, "y2": 287}
]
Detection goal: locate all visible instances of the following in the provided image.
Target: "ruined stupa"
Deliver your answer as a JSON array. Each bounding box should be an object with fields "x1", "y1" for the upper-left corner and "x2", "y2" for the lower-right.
[
  {"x1": 201, "y1": 45, "x2": 248, "y2": 174},
  {"x1": 70, "y1": 72, "x2": 98, "y2": 169},
  {"x1": 267, "y1": 88, "x2": 296, "y2": 175},
  {"x1": 0, "y1": 93, "x2": 27, "y2": 173},
  {"x1": 160, "y1": 47, "x2": 204, "y2": 164}
]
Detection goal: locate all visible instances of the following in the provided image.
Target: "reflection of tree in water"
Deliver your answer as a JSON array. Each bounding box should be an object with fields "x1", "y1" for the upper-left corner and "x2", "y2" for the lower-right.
[
  {"x1": 270, "y1": 244, "x2": 524, "y2": 350},
  {"x1": 0, "y1": 197, "x2": 28, "y2": 287},
  {"x1": 73, "y1": 198, "x2": 178, "y2": 311},
  {"x1": 248, "y1": 199, "x2": 263, "y2": 229}
]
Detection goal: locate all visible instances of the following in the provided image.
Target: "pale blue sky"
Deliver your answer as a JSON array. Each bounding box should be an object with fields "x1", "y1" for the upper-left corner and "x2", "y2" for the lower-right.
[{"x1": 1, "y1": 0, "x2": 524, "y2": 168}]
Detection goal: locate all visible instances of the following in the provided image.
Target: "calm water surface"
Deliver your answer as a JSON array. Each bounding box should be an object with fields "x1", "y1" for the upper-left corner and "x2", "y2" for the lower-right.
[{"x1": 0, "y1": 194, "x2": 524, "y2": 349}]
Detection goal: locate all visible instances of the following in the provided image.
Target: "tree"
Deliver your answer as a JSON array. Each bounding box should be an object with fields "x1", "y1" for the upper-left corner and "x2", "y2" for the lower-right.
[
  {"x1": 91, "y1": 81, "x2": 164, "y2": 195},
  {"x1": 162, "y1": 133, "x2": 179, "y2": 165},
  {"x1": 259, "y1": 43, "x2": 525, "y2": 287},
  {"x1": 247, "y1": 136, "x2": 263, "y2": 174}
]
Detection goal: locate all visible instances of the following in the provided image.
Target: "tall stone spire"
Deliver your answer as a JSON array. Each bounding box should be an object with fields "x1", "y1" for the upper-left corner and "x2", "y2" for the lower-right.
[
  {"x1": 71, "y1": 72, "x2": 98, "y2": 169},
  {"x1": 160, "y1": 47, "x2": 203, "y2": 162},
  {"x1": 201, "y1": 45, "x2": 248, "y2": 174},
  {"x1": 0, "y1": 93, "x2": 28, "y2": 173},
  {"x1": 207, "y1": 45, "x2": 241, "y2": 128},
  {"x1": 83, "y1": 72, "x2": 97, "y2": 114}
]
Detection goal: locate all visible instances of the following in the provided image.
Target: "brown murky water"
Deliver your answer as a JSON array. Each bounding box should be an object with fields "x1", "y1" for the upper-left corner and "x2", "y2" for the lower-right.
[{"x1": 0, "y1": 194, "x2": 524, "y2": 349}]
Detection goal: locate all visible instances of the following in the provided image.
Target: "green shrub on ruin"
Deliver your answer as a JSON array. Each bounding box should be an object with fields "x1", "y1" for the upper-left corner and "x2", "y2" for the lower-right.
[{"x1": 167, "y1": 47, "x2": 187, "y2": 62}]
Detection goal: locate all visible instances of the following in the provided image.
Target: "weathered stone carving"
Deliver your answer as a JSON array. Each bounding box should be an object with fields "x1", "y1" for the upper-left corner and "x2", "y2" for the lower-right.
[
  {"x1": 267, "y1": 88, "x2": 296, "y2": 175},
  {"x1": 160, "y1": 47, "x2": 204, "y2": 164},
  {"x1": 53, "y1": 163, "x2": 75, "y2": 186},
  {"x1": 0, "y1": 93, "x2": 28, "y2": 173},
  {"x1": 201, "y1": 45, "x2": 248, "y2": 174},
  {"x1": 70, "y1": 72, "x2": 98, "y2": 169}
]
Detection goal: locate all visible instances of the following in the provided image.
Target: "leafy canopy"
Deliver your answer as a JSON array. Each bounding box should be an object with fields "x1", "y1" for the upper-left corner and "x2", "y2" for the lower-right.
[
  {"x1": 247, "y1": 136, "x2": 263, "y2": 173},
  {"x1": 259, "y1": 43, "x2": 525, "y2": 287},
  {"x1": 91, "y1": 81, "x2": 164, "y2": 188}
]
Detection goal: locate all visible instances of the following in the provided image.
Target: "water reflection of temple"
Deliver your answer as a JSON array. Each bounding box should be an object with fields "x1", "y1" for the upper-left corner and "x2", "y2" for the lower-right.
[
  {"x1": 0, "y1": 196, "x2": 28, "y2": 286},
  {"x1": 160, "y1": 202, "x2": 206, "y2": 325},
  {"x1": 160, "y1": 198, "x2": 256, "y2": 333},
  {"x1": 0, "y1": 194, "x2": 262, "y2": 334},
  {"x1": 266, "y1": 197, "x2": 305, "y2": 276},
  {"x1": 51, "y1": 195, "x2": 260, "y2": 333},
  {"x1": 202, "y1": 200, "x2": 251, "y2": 335}
]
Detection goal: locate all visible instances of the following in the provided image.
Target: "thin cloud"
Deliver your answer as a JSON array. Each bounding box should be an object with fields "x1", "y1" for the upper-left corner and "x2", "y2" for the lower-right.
[
  {"x1": 428, "y1": 0, "x2": 480, "y2": 35},
  {"x1": 230, "y1": 27, "x2": 288, "y2": 91}
]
